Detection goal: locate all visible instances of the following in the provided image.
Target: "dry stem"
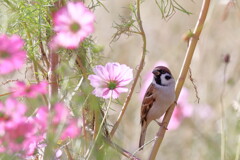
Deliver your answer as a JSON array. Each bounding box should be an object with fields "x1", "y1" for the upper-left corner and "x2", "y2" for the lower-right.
[
  {"x1": 48, "y1": 51, "x2": 59, "y2": 108},
  {"x1": 103, "y1": 136, "x2": 141, "y2": 160},
  {"x1": 148, "y1": 0, "x2": 211, "y2": 159},
  {"x1": 110, "y1": 0, "x2": 147, "y2": 138}
]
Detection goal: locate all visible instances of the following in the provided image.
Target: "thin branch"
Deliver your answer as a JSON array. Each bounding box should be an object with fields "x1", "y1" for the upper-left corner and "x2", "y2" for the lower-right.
[
  {"x1": 65, "y1": 145, "x2": 74, "y2": 160},
  {"x1": 76, "y1": 55, "x2": 88, "y2": 79},
  {"x1": 220, "y1": 55, "x2": 229, "y2": 160},
  {"x1": 110, "y1": 0, "x2": 147, "y2": 138},
  {"x1": 188, "y1": 68, "x2": 200, "y2": 103},
  {"x1": 0, "y1": 92, "x2": 14, "y2": 97},
  {"x1": 148, "y1": 0, "x2": 211, "y2": 159},
  {"x1": 48, "y1": 51, "x2": 59, "y2": 108},
  {"x1": 103, "y1": 136, "x2": 141, "y2": 160},
  {"x1": 39, "y1": 40, "x2": 50, "y2": 69}
]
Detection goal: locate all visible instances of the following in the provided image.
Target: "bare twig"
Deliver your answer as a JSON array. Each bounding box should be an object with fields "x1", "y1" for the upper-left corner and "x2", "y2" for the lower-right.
[
  {"x1": 148, "y1": 0, "x2": 211, "y2": 159},
  {"x1": 188, "y1": 68, "x2": 200, "y2": 103},
  {"x1": 103, "y1": 136, "x2": 141, "y2": 160},
  {"x1": 0, "y1": 92, "x2": 14, "y2": 97},
  {"x1": 65, "y1": 145, "x2": 74, "y2": 160},
  {"x1": 220, "y1": 54, "x2": 230, "y2": 160},
  {"x1": 110, "y1": 0, "x2": 147, "y2": 138},
  {"x1": 39, "y1": 40, "x2": 50, "y2": 69},
  {"x1": 48, "y1": 51, "x2": 59, "y2": 108},
  {"x1": 76, "y1": 55, "x2": 88, "y2": 79}
]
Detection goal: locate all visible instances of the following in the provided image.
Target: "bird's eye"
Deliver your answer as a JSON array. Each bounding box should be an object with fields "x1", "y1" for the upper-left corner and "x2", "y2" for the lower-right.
[{"x1": 165, "y1": 75, "x2": 171, "y2": 80}]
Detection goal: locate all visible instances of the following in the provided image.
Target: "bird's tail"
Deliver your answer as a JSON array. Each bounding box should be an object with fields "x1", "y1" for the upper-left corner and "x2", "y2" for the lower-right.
[{"x1": 139, "y1": 124, "x2": 147, "y2": 150}]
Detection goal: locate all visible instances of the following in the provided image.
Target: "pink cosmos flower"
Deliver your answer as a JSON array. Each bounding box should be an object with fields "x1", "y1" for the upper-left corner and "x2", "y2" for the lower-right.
[
  {"x1": 12, "y1": 81, "x2": 48, "y2": 98},
  {"x1": 0, "y1": 34, "x2": 26, "y2": 74},
  {"x1": 168, "y1": 87, "x2": 193, "y2": 130},
  {"x1": 52, "y1": 2, "x2": 95, "y2": 49},
  {"x1": 88, "y1": 62, "x2": 133, "y2": 99}
]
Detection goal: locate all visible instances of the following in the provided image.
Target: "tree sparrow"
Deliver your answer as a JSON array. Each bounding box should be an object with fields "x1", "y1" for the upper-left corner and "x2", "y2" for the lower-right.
[{"x1": 139, "y1": 66, "x2": 176, "y2": 149}]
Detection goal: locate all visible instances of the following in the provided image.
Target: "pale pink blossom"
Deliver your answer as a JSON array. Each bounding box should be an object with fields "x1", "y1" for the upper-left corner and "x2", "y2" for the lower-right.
[
  {"x1": 52, "y1": 2, "x2": 95, "y2": 49},
  {"x1": 0, "y1": 34, "x2": 26, "y2": 74},
  {"x1": 12, "y1": 81, "x2": 48, "y2": 98},
  {"x1": 168, "y1": 88, "x2": 193, "y2": 130},
  {"x1": 55, "y1": 149, "x2": 63, "y2": 160},
  {"x1": 88, "y1": 62, "x2": 133, "y2": 99}
]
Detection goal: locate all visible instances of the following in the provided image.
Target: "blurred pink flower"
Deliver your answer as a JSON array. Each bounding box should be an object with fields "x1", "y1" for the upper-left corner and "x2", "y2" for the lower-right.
[
  {"x1": 53, "y1": 103, "x2": 70, "y2": 124},
  {"x1": 0, "y1": 98, "x2": 41, "y2": 156},
  {"x1": 0, "y1": 34, "x2": 26, "y2": 74},
  {"x1": 88, "y1": 62, "x2": 133, "y2": 99},
  {"x1": 140, "y1": 61, "x2": 168, "y2": 100},
  {"x1": 35, "y1": 107, "x2": 49, "y2": 131},
  {"x1": 60, "y1": 120, "x2": 81, "y2": 140},
  {"x1": 3, "y1": 119, "x2": 36, "y2": 154},
  {"x1": 168, "y1": 87, "x2": 193, "y2": 130},
  {"x1": 52, "y1": 2, "x2": 95, "y2": 49},
  {"x1": 0, "y1": 98, "x2": 27, "y2": 128},
  {"x1": 35, "y1": 104, "x2": 81, "y2": 141},
  {"x1": 12, "y1": 81, "x2": 48, "y2": 98}
]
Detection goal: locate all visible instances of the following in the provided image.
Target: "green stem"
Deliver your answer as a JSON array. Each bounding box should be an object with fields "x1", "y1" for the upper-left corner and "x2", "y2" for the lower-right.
[
  {"x1": 86, "y1": 97, "x2": 112, "y2": 160},
  {"x1": 235, "y1": 135, "x2": 240, "y2": 160},
  {"x1": 110, "y1": 0, "x2": 147, "y2": 138}
]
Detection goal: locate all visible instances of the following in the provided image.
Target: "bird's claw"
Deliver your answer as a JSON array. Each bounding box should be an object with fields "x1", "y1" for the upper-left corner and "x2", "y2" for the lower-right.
[{"x1": 154, "y1": 120, "x2": 168, "y2": 130}]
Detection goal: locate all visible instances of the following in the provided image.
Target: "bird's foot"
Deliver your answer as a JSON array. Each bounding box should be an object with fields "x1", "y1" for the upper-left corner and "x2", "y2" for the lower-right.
[{"x1": 154, "y1": 120, "x2": 168, "y2": 130}]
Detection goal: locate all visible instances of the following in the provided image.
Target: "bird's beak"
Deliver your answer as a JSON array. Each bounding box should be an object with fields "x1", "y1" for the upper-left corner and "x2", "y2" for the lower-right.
[{"x1": 152, "y1": 70, "x2": 160, "y2": 76}]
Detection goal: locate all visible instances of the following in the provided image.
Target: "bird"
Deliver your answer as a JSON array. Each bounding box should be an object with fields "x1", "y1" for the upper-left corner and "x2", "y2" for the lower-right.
[{"x1": 139, "y1": 66, "x2": 176, "y2": 149}]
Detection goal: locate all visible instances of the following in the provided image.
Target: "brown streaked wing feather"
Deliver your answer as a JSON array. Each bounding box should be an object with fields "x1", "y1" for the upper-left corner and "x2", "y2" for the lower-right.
[{"x1": 140, "y1": 83, "x2": 155, "y2": 126}]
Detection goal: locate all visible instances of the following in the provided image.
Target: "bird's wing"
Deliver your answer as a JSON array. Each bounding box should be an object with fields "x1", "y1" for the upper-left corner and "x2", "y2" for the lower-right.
[{"x1": 140, "y1": 83, "x2": 155, "y2": 126}]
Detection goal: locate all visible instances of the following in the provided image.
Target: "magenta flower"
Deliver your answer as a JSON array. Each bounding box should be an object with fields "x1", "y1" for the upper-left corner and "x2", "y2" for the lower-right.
[
  {"x1": 88, "y1": 62, "x2": 133, "y2": 99},
  {"x1": 53, "y1": 103, "x2": 69, "y2": 124},
  {"x1": 0, "y1": 98, "x2": 27, "y2": 127},
  {"x1": 35, "y1": 107, "x2": 48, "y2": 131},
  {"x1": 0, "y1": 34, "x2": 26, "y2": 74},
  {"x1": 52, "y1": 2, "x2": 95, "y2": 49},
  {"x1": 60, "y1": 120, "x2": 81, "y2": 140},
  {"x1": 168, "y1": 87, "x2": 193, "y2": 130},
  {"x1": 35, "y1": 104, "x2": 81, "y2": 141},
  {"x1": 0, "y1": 98, "x2": 41, "y2": 156},
  {"x1": 3, "y1": 119, "x2": 37, "y2": 154},
  {"x1": 12, "y1": 81, "x2": 48, "y2": 98}
]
